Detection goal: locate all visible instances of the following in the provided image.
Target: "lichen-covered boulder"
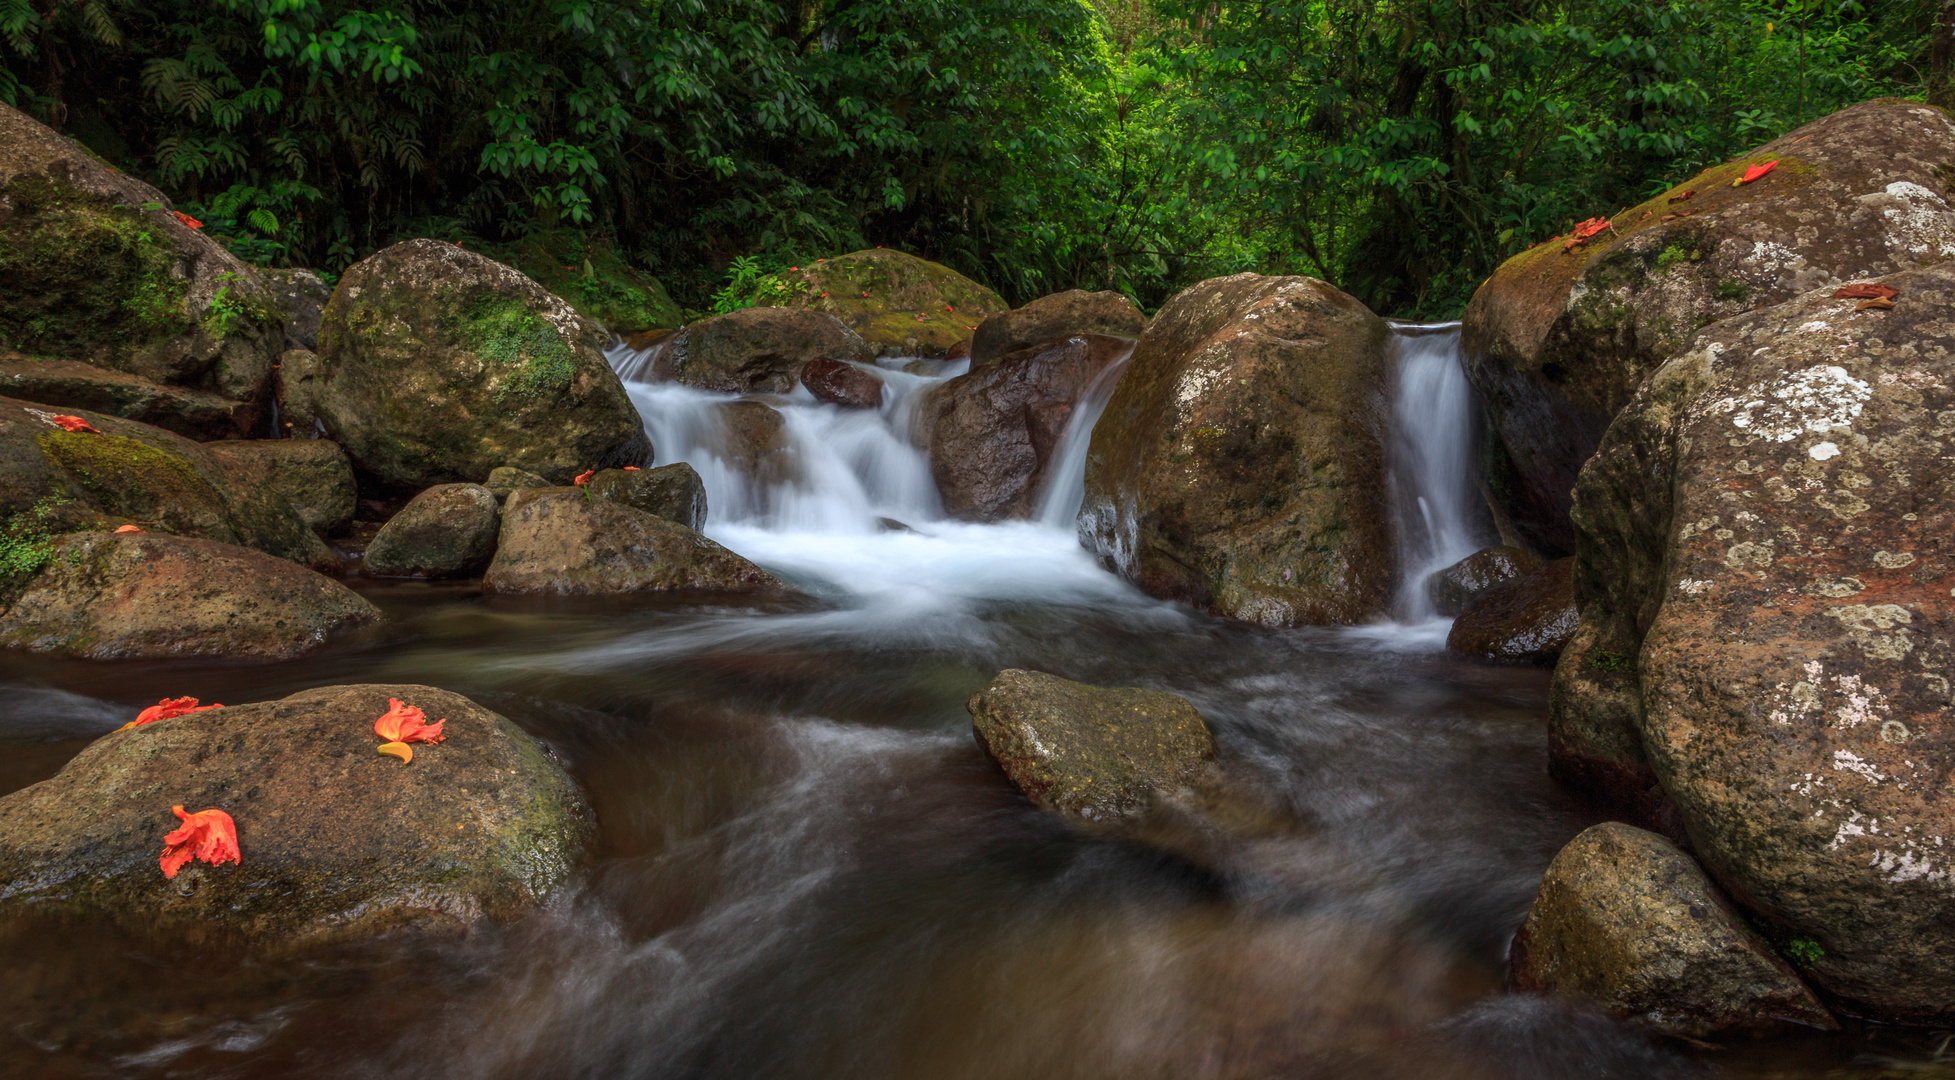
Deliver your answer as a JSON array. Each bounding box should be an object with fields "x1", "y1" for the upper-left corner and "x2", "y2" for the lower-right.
[
  {"x1": 1080, "y1": 274, "x2": 1393, "y2": 626},
  {"x1": 1427, "y1": 546, "x2": 1544, "y2": 617},
  {"x1": 970, "y1": 289, "x2": 1147, "y2": 365},
  {"x1": 0, "y1": 683, "x2": 590, "y2": 949},
  {"x1": 496, "y1": 229, "x2": 681, "y2": 333},
  {"x1": 0, "y1": 532, "x2": 377, "y2": 659},
  {"x1": 0, "y1": 353, "x2": 251, "y2": 440},
  {"x1": 362, "y1": 483, "x2": 498, "y2": 578},
  {"x1": 1553, "y1": 262, "x2": 1955, "y2": 1021},
  {"x1": 769, "y1": 248, "x2": 1008, "y2": 357},
  {"x1": 587, "y1": 463, "x2": 707, "y2": 530},
  {"x1": 261, "y1": 268, "x2": 331, "y2": 352},
  {"x1": 650, "y1": 307, "x2": 872, "y2": 394},
  {"x1": 0, "y1": 102, "x2": 281, "y2": 407},
  {"x1": 925, "y1": 335, "x2": 1130, "y2": 521},
  {"x1": 201, "y1": 438, "x2": 356, "y2": 536},
  {"x1": 485, "y1": 464, "x2": 549, "y2": 502},
  {"x1": 968, "y1": 668, "x2": 1216, "y2": 824},
  {"x1": 1509, "y1": 823, "x2": 1835, "y2": 1038},
  {"x1": 1463, "y1": 99, "x2": 1955, "y2": 553},
  {"x1": 1446, "y1": 557, "x2": 1576, "y2": 666},
  {"x1": 800, "y1": 358, "x2": 884, "y2": 409},
  {"x1": 314, "y1": 239, "x2": 652, "y2": 487},
  {"x1": 483, "y1": 488, "x2": 790, "y2": 596}
]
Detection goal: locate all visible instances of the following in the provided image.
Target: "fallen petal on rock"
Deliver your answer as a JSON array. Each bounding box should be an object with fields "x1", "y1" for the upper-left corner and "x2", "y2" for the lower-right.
[{"x1": 377, "y1": 741, "x2": 413, "y2": 763}]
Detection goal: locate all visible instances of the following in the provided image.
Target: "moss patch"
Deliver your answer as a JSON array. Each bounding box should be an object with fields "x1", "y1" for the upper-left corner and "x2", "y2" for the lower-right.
[
  {"x1": 35, "y1": 430, "x2": 226, "y2": 529},
  {"x1": 496, "y1": 230, "x2": 682, "y2": 334},
  {"x1": 461, "y1": 297, "x2": 581, "y2": 406},
  {"x1": 0, "y1": 494, "x2": 68, "y2": 609},
  {"x1": 0, "y1": 176, "x2": 192, "y2": 358}
]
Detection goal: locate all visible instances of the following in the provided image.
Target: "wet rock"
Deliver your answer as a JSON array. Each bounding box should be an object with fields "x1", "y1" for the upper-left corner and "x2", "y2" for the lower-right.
[
  {"x1": 485, "y1": 465, "x2": 550, "y2": 502},
  {"x1": 1509, "y1": 822, "x2": 1835, "y2": 1038},
  {"x1": 970, "y1": 289, "x2": 1147, "y2": 366},
  {"x1": 1447, "y1": 557, "x2": 1576, "y2": 665},
  {"x1": 0, "y1": 532, "x2": 377, "y2": 660},
  {"x1": 1555, "y1": 261, "x2": 1955, "y2": 1022},
  {"x1": 925, "y1": 334, "x2": 1130, "y2": 521},
  {"x1": 261, "y1": 267, "x2": 331, "y2": 352},
  {"x1": 0, "y1": 353, "x2": 251, "y2": 440},
  {"x1": 0, "y1": 683, "x2": 590, "y2": 948},
  {"x1": 968, "y1": 668, "x2": 1216, "y2": 824},
  {"x1": 484, "y1": 488, "x2": 790, "y2": 595},
  {"x1": 314, "y1": 238, "x2": 651, "y2": 487},
  {"x1": 362, "y1": 483, "x2": 499, "y2": 578},
  {"x1": 586, "y1": 463, "x2": 707, "y2": 530},
  {"x1": 1463, "y1": 99, "x2": 1955, "y2": 554},
  {"x1": 1080, "y1": 274, "x2": 1394, "y2": 626},
  {"x1": 201, "y1": 438, "x2": 356, "y2": 536},
  {"x1": 770, "y1": 248, "x2": 1008, "y2": 357},
  {"x1": 713, "y1": 399, "x2": 799, "y2": 488},
  {"x1": 652, "y1": 307, "x2": 873, "y2": 394},
  {"x1": 1427, "y1": 546, "x2": 1544, "y2": 617},
  {"x1": 800, "y1": 358, "x2": 884, "y2": 409},
  {"x1": 0, "y1": 102, "x2": 281, "y2": 409}
]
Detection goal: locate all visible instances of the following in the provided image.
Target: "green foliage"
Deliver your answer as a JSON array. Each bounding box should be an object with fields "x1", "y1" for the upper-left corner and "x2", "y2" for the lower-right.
[
  {"x1": 1785, "y1": 936, "x2": 1825, "y2": 966},
  {"x1": 0, "y1": 494, "x2": 66, "y2": 604},
  {"x1": 710, "y1": 256, "x2": 793, "y2": 316},
  {"x1": 200, "y1": 271, "x2": 248, "y2": 338},
  {"x1": 1588, "y1": 649, "x2": 1632, "y2": 672},
  {"x1": 466, "y1": 298, "x2": 579, "y2": 405},
  {"x1": 1717, "y1": 277, "x2": 1750, "y2": 300}
]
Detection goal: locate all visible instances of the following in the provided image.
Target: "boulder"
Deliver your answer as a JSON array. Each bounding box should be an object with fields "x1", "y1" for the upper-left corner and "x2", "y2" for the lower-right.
[
  {"x1": 0, "y1": 397, "x2": 332, "y2": 570},
  {"x1": 1080, "y1": 274, "x2": 1394, "y2": 626},
  {"x1": 1509, "y1": 823, "x2": 1834, "y2": 1038},
  {"x1": 314, "y1": 238, "x2": 652, "y2": 487},
  {"x1": 261, "y1": 267, "x2": 331, "y2": 352},
  {"x1": 362, "y1": 483, "x2": 499, "y2": 578},
  {"x1": 713, "y1": 399, "x2": 799, "y2": 488},
  {"x1": 1554, "y1": 261, "x2": 1955, "y2": 1021},
  {"x1": 483, "y1": 488, "x2": 790, "y2": 595},
  {"x1": 0, "y1": 532, "x2": 378, "y2": 660},
  {"x1": 650, "y1": 307, "x2": 872, "y2": 394},
  {"x1": 0, "y1": 683, "x2": 590, "y2": 948},
  {"x1": 800, "y1": 358, "x2": 884, "y2": 409},
  {"x1": 485, "y1": 465, "x2": 550, "y2": 502},
  {"x1": 1427, "y1": 545, "x2": 1544, "y2": 617},
  {"x1": 0, "y1": 102, "x2": 281, "y2": 408},
  {"x1": 968, "y1": 669, "x2": 1216, "y2": 824},
  {"x1": 586, "y1": 463, "x2": 707, "y2": 530},
  {"x1": 272, "y1": 346, "x2": 325, "y2": 437},
  {"x1": 1446, "y1": 557, "x2": 1576, "y2": 665},
  {"x1": 970, "y1": 289, "x2": 1147, "y2": 365},
  {"x1": 201, "y1": 438, "x2": 356, "y2": 536},
  {"x1": 1463, "y1": 99, "x2": 1955, "y2": 554},
  {"x1": 495, "y1": 229, "x2": 681, "y2": 333},
  {"x1": 925, "y1": 334, "x2": 1130, "y2": 521},
  {"x1": 0, "y1": 353, "x2": 251, "y2": 439},
  {"x1": 769, "y1": 248, "x2": 1008, "y2": 357}
]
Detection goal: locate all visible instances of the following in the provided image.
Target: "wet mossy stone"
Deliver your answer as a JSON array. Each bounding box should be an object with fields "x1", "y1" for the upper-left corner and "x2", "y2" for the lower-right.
[
  {"x1": 1446, "y1": 556, "x2": 1577, "y2": 666},
  {"x1": 969, "y1": 289, "x2": 1147, "y2": 366},
  {"x1": 0, "y1": 683, "x2": 591, "y2": 951},
  {"x1": 495, "y1": 229, "x2": 682, "y2": 334},
  {"x1": 769, "y1": 248, "x2": 1008, "y2": 358},
  {"x1": 0, "y1": 352, "x2": 251, "y2": 440},
  {"x1": 586, "y1": 463, "x2": 706, "y2": 530},
  {"x1": 654, "y1": 307, "x2": 873, "y2": 394},
  {"x1": 0, "y1": 101, "x2": 281, "y2": 405},
  {"x1": 484, "y1": 487, "x2": 792, "y2": 596},
  {"x1": 315, "y1": 239, "x2": 652, "y2": 488},
  {"x1": 202, "y1": 438, "x2": 357, "y2": 537},
  {"x1": 362, "y1": 483, "x2": 499, "y2": 578}
]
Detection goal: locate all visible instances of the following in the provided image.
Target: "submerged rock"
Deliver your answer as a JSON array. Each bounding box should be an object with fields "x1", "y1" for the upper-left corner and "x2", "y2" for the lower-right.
[
  {"x1": 1463, "y1": 99, "x2": 1955, "y2": 553},
  {"x1": 770, "y1": 248, "x2": 1009, "y2": 357},
  {"x1": 0, "y1": 353, "x2": 252, "y2": 440},
  {"x1": 484, "y1": 488, "x2": 789, "y2": 596},
  {"x1": 0, "y1": 532, "x2": 377, "y2": 660},
  {"x1": 713, "y1": 399, "x2": 799, "y2": 488},
  {"x1": 970, "y1": 289, "x2": 1146, "y2": 366},
  {"x1": 968, "y1": 668, "x2": 1216, "y2": 823},
  {"x1": 201, "y1": 438, "x2": 356, "y2": 536},
  {"x1": 1510, "y1": 822, "x2": 1835, "y2": 1038},
  {"x1": 800, "y1": 358, "x2": 884, "y2": 409},
  {"x1": 1427, "y1": 546, "x2": 1543, "y2": 617},
  {"x1": 586, "y1": 463, "x2": 707, "y2": 530},
  {"x1": 362, "y1": 483, "x2": 499, "y2": 578},
  {"x1": 314, "y1": 238, "x2": 651, "y2": 487},
  {"x1": 0, "y1": 683, "x2": 590, "y2": 949},
  {"x1": 653, "y1": 307, "x2": 873, "y2": 394},
  {"x1": 1446, "y1": 557, "x2": 1576, "y2": 666},
  {"x1": 1080, "y1": 274, "x2": 1394, "y2": 626}
]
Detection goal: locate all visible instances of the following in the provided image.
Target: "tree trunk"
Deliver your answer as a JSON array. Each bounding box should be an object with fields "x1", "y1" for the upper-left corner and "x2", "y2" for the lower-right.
[{"x1": 1934, "y1": 0, "x2": 1955, "y2": 111}]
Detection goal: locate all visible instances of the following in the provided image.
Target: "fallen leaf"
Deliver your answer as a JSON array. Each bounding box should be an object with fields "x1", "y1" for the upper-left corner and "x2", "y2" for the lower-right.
[
  {"x1": 623, "y1": 466, "x2": 641, "y2": 471},
  {"x1": 117, "y1": 696, "x2": 223, "y2": 732},
  {"x1": 50, "y1": 415, "x2": 100, "y2": 433},
  {"x1": 572, "y1": 469, "x2": 595, "y2": 487},
  {"x1": 1661, "y1": 213, "x2": 1679, "y2": 222},
  {"x1": 1734, "y1": 160, "x2": 1778, "y2": 186},
  {"x1": 1857, "y1": 297, "x2": 1896, "y2": 311},
  {"x1": 114, "y1": 524, "x2": 144, "y2": 534},
  {"x1": 1668, "y1": 189, "x2": 1696, "y2": 203},
  {"x1": 377, "y1": 741, "x2": 414, "y2": 763},
  {"x1": 1571, "y1": 217, "x2": 1611, "y2": 240},
  {"x1": 160, "y1": 805, "x2": 240, "y2": 878},
  {"x1": 171, "y1": 210, "x2": 204, "y2": 229},
  {"x1": 374, "y1": 698, "x2": 446, "y2": 745},
  {"x1": 1834, "y1": 282, "x2": 1898, "y2": 301}
]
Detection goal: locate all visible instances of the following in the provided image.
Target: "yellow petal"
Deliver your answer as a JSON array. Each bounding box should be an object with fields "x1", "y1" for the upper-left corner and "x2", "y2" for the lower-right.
[
  {"x1": 377, "y1": 741, "x2": 413, "y2": 764},
  {"x1": 113, "y1": 721, "x2": 139, "y2": 733}
]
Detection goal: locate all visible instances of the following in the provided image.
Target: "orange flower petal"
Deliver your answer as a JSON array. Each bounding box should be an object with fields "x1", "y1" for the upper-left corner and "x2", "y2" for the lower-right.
[
  {"x1": 374, "y1": 698, "x2": 446, "y2": 745},
  {"x1": 50, "y1": 415, "x2": 100, "y2": 433},
  {"x1": 1738, "y1": 160, "x2": 1778, "y2": 185},
  {"x1": 377, "y1": 741, "x2": 414, "y2": 763},
  {"x1": 160, "y1": 805, "x2": 239, "y2": 878},
  {"x1": 1571, "y1": 217, "x2": 1610, "y2": 240},
  {"x1": 114, "y1": 524, "x2": 144, "y2": 534},
  {"x1": 573, "y1": 469, "x2": 595, "y2": 487},
  {"x1": 170, "y1": 210, "x2": 204, "y2": 229},
  {"x1": 623, "y1": 466, "x2": 641, "y2": 471},
  {"x1": 125, "y1": 696, "x2": 223, "y2": 731}
]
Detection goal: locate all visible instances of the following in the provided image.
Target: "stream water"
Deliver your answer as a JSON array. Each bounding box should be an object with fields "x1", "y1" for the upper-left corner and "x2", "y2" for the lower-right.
[{"x1": 0, "y1": 328, "x2": 1943, "y2": 1078}]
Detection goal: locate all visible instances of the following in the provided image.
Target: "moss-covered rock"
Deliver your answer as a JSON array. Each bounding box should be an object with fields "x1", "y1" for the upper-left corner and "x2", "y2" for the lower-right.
[
  {"x1": 586, "y1": 463, "x2": 706, "y2": 529},
  {"x1": 766, "y1": 248, "x2": 1008, "y2": 357},
  {"x1": 495, "y1": 229, "x2": 682, "y2": 334},
  {"x1": 970, "y1": 289, "x2": 1147, "y2": 365},
  {"x1": 652, "y1": 307, "x2": 872, "y2": 394},
  {"x1": 485, "y1": 465, "x2": 550, "y2": 502},
  {"x1": 0, "y1": 352, "x2": 251, "y2": 439},
  {"x1": 0, "y1": 683, "x2": 590, "y2": 950},
  {"x1": 201, "y1": 438, "x2": 356, "y2": 536},
  {"x1": 483, "y1": 487, "x2": 793, "y2": 596},
  {"x1": 362, "y1": 483, "x2": 499, "y2": 578},
  {"x1": 314, "y1": 239, "x2": 652, "y2": 487}
]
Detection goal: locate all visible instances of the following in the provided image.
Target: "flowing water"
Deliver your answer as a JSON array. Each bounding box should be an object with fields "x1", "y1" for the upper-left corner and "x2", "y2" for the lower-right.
[{"x1": 0, "y1": 331, "x2": 1940, "y2": 1078}]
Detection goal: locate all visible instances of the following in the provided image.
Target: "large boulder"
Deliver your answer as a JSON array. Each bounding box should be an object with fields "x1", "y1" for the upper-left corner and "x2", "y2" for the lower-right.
[
  {"x1": 1553, "y1": 262, "x2": 1955, "y2": 1021},
  {"x1": 362, "y1": 483, "x2": 499, "y2": 578},
  {"x1": 0, "y1": 683, "x2": 590, "y2": 948},
  {"x1": 970, "y1": 289, "x2": 1147, "y2": 365},
  {"x1": 1446, "y1": 556, "x2": 1576, "y2": 666},
  {"x1": 769, "y1": 248, "x2": 1008, "y2": 357},
  {"x1": 0, "y1": 532, "x2": 378, "y2": 660},
  {"x1": 495, "y1": 229, "x2": 682, "y2": 334},
  {"x1": 483, "y1": 488, "x2": 790, "y2": 596},
  {"x1": 925, "y1": 334, "x2": 1130, "y2": 521},
  {"x1": 201, "y1": 438, "x2": 356, "y2": 536},
  {"x1": 0, "y1": 102, "x2": 281, "y2": 409},
  {"x1": 968, "y1": 669, "x2": 1216, "y2": 825},
  {"x1": 314, "y1": 238, "x2": 652, "y2": 487},
  {"x1": 650, "y1": 307, "x2": 873, "y2": 394},
  {"x1": 1463, "y1": 99, "x2": 1955, "y2": 554},
  {"x1": 1079, "y1": 274, "x2": 1393, "y2": 626},
  {"x1": 0, "y1": 397, "x2": 332, "y2": 569},
  {"x1": 586, "y1": 463, "x2": 707, "y2": 530},
  {"x1": 1426, "y1": 545, "x2": 1544, "y2": 617},
  {"x1": 1509, "y1": 823, "x2": 1834, "y2": 1038}
]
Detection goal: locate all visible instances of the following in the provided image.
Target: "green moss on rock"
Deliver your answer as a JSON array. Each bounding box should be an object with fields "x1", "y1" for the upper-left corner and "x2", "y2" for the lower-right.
[{"x1": 496, "y1": 230, "x2": 682, "y2": 334}]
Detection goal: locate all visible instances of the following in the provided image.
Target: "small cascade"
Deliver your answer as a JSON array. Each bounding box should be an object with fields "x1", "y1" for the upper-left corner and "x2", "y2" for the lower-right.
[
  {"x1": 1386, "y1": 322, "x2": 1491, "y2": 622},
  {"x1": 1033, "y1": 344, "x2": 1135, "y2": 529}
]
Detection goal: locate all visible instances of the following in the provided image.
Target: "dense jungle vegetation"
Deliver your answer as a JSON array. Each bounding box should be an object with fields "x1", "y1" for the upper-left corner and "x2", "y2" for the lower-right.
[{"x1": 2, "y1": 0, "x2": 1946, "y2": 318}]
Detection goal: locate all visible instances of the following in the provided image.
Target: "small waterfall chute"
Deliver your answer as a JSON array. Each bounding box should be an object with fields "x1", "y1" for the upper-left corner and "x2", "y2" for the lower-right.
[{"x1": 1385, "y1": 322, "x2": 1492, "y2": 624}]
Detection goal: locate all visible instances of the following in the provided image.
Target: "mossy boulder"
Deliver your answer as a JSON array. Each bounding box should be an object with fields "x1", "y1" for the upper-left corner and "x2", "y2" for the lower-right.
[
  {"x1": 483, "y1": 487, "x2": 792, "y2": 596},
  {"x1": 0, "y1": 101, "x2": 282, "y2": 410},
  {"x1": 362, "y1": 483, "x2": 499, "y2": 578},
  {"x1": 651, "y1": 307, "x2": 873, "y2": 394},
  {"x1": 1080, "y1": 274, "x2": 1394, "y2": 626},
  {"x1": 767, "y1": 248, "x2": 1008, "y2": 357},
  {"x1": 0, "y1": 683, "x2": 591, "y2": 949},
  {"x1": 201, "y1": 438, "x2": 356, "y2": 536},
  {"x1": 1463, "y1": 99, "x2": 1955, "y2": 553},
  {"x1": 586, "y1": 463, "x2": 707, "y2": 530},
  {"x1": 495, "y1": 229, "x2": 682, "y2": 334},
  {"x1": 0, "y1": 352, "x2": 251, "y2": 440},
  {"x1": 969, "y1": 289, "x2": 1147, "y2": 365},
  {"x1": 314, "y1": 239, "x2": 652, "y2": 487},
  {"x1": 485, "y1": 465, "x2": 550, "y2": 502},
  {"x1": 0, "y1": 532, "x2": 377, "y2": 659}
]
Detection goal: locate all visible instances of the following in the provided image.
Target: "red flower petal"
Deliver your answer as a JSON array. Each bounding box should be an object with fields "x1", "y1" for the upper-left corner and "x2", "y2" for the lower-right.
[
  {"x1": 50, "y1": 415, "x2": 100, "y2": 433},
  {"x1": 374, "y1": 698, "x2": 446, "y2": 745},
  {"x1": 160, "y1": 805, "x2": 239, "y2": 878},
  {"x1": 1738, "y1": 160, "x2": 1778, "y2": 185},
  {"x1": 573, "y1": 469, "x2": 595, "y2": 487},
  {"x1": 1833, "y1": 282, "x2": 1898, "y2": 301},
  {"x1": 121, "y1": 696, "x2": 224, "y2": 732},
  {"x1": 170, "y1": 210, "x2": 204, "y2": 229},
  {"x1": 1571, "y1": 217, "x2": 1610, "y2": 240},
  {"x1": 623, "y1": 466, "x2": 641, "y2": 471},
  {"x1": 114, "y1": 524, "x2": 144, "y2": 534}
]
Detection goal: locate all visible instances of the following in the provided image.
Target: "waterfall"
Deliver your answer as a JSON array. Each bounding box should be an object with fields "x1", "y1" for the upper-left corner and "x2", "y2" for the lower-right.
[
  {"x1": 1385, "y1": 322, "x2": 1490, "y2": 622},
  {"x1": 1033, "y1": 345, "x2": 1134, "y2": 528}
]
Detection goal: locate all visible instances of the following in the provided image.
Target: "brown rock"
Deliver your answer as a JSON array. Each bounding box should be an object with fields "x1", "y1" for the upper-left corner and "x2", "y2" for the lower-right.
[
  {"x1": 0, "y1": 353, "x2": 251, "y2": 439},
  {"x1": 800, "y1": 358, "x2": 884, "y2": 409},
  {"x1": 586, "y1": 463, "x2": 707, "y2": 530},
  {"x1": 713, "y1": 399, "x2": 799, "y2": 489},
  {"x1": 653, "y1": 307, "x2": 872, "y2": 394},
  {"x1": 362, "y1": 483, "x2": 499, "y2": 578},
  {"x1": 970, "y1": 289, "x2": 1147, "y2": 365},
  {"x1": 201, "y1": 437, "x2": 357, "y2": 536},
  {"x1": 261, "y1": 267, "x2": 331, "y2": 352},
  {"x1": 1447, "y1": 557, "x2": 1576, "y2": 665},
  {"x1": 0, "y1": 532, "x2": 378, "y2": 660},
  {"x1": 484, "y1": 488, "x2": 790, "y2": 596},
  {"x1": 1463, "y1": 99, "x2": 1955, "y2": 553},
  {"x1": 484, "y1": 465, "x2": 550, "y2": 502},
  {"x1": 1080, "y1": 274, "x2": 1393, "y2": 626},
  {"x1": 769, "y1": 248, "x2": 1008, "y2": 357},
  {"x1": 1427, "y1": 545, "x2": 1544, "y2": 617}
]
